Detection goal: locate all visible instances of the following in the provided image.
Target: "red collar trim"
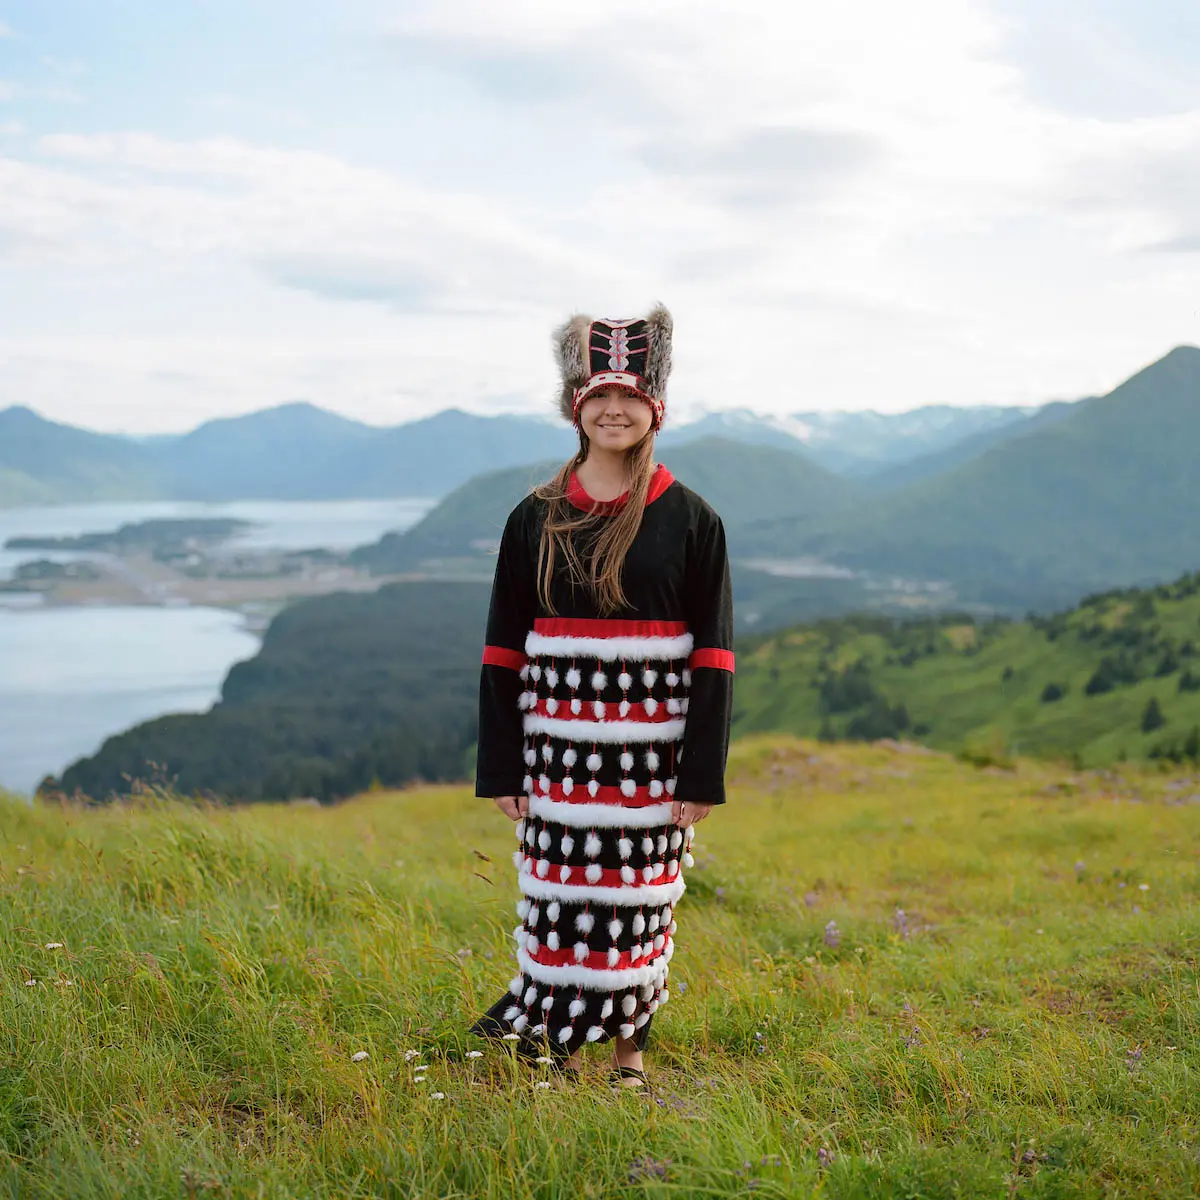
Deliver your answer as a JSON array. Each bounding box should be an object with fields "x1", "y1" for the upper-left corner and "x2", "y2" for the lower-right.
[{"x1": 566, "y1": 465, "x2": 675, "y2": 514}]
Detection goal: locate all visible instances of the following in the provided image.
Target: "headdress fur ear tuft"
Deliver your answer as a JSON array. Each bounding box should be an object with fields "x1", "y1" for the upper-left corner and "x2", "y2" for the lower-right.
[{"x1": 553, "y1": 314, "x2": 592, "y2": 423}]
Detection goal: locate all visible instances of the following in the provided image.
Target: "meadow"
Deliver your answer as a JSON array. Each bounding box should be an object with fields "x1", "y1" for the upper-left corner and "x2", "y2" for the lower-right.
[{"x1": 3, "y1": 736, "x2": 1199, "y2": 1198}]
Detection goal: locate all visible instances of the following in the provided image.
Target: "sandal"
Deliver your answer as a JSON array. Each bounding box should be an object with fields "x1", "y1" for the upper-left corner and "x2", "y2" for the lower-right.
[{"x1": 608, "y1": 1065, "x2": 650, "y2": 1090}]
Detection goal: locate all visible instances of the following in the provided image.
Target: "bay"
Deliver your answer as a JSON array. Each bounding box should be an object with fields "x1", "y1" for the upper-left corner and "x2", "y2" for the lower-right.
[{"x1": 0, "y1": 498, "x2": 433, "y2": 797}]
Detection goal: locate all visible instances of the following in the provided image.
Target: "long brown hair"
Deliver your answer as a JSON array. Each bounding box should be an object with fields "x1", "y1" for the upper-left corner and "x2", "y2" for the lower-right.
[{"x1": 534, "y1": 430, "x2": 658, "y2": 615}]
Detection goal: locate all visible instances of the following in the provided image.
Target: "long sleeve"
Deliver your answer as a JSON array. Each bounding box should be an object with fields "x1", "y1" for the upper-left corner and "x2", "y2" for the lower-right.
[
  {"x1": 673, "y1": 506, "x2": 735, "y2": 805},
  {"x1": 476, "y1": 504, "x2": 537, "y2": 798}
]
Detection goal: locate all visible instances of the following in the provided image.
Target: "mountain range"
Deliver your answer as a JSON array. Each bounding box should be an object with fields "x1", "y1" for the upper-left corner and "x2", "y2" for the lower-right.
[
  {"x1": 351, "y1": 346, "x2": 1200, "y2": 614},
  {"x1": 0, "y1": 393, "x2": 1052, "y2": 508}
]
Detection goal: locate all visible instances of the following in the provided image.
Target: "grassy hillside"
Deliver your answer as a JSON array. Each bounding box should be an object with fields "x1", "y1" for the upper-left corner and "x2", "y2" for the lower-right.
[
  {"x1": 734, "y1": 569, "x2": 1200, "y2": 767},
  {"x1": 783, "y1": 346, "x2": 1200, "y2": 607},
  {"x1": 4, "y1": 736, "x2": 1198, "y2": 1197}
]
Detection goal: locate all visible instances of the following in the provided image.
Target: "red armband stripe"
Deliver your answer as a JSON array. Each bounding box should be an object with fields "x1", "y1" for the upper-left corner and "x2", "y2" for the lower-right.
[
  {"x1": 483, "y1": 645, "x2": 528, "y2": 672},
  {"x1": 689, "y1": 648, "x2": 735, "y2": 673}
]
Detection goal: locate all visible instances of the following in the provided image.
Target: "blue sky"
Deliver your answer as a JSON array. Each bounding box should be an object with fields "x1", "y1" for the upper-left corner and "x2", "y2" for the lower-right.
[{"x1": 1, "y1": 0, "x2": 1198, "y2": 432}]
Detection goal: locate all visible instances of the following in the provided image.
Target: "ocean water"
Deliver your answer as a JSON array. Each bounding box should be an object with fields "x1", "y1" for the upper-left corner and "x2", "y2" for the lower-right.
[{"x1": 0, "y1": 498, "x2": 433, "y2": 797}]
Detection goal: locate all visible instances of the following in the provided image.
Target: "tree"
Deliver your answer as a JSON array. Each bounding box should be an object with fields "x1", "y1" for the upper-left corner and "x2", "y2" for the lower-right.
[
  {"x1": 1040, "y1": 682, "x2": 1066, "y2": 703},
  {"x1": 1141, "y1": 697, "x2": 1166, "y2": 734}
]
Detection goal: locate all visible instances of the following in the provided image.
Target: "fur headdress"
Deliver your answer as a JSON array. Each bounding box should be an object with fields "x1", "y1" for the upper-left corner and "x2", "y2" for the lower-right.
[{"x1": 553, "y1": 304, "x2": 673, "y2": 430}]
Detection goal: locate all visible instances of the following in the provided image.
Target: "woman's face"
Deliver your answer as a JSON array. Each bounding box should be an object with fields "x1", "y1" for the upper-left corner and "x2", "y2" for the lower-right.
[{"x1": 578, "y1": 387, "x2": 654, "y2": 454}]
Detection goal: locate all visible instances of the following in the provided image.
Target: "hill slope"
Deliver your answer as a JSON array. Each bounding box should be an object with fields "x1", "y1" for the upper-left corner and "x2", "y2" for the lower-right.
[
  {"x1": 785, "y1": 346, "x2": 1200, "y2": 606},
  {"x1": 733, "y1": 566, "x2": 1200, "y2": 767},
  {"x1": 351, "y1": 437, "x2": 861, "y2": 574}
]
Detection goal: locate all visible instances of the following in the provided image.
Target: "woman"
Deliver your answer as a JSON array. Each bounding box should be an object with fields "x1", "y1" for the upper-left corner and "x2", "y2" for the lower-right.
[{"x1": 469, "y1": 305, "x2": 734, "y2": 1089}]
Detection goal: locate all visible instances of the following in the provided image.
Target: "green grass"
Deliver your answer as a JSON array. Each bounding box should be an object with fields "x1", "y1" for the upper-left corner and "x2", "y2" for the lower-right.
[
  {"x1": 3, "y1": 736, "x2": 1199, "y2": 1197},
  {"x1": 734, "y1": 573, "x2": 1200, "y2": 767}
]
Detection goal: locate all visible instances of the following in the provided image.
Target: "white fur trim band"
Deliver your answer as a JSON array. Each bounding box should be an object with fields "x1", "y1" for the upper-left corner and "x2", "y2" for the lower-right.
[
  {"x1": 524, "y1": 632, "x2": 694, "y2": 663},
  {"x1": 517, "y1": 946, "x2": 672, "y2": 992},
  {"x1": 522, "y1": 715, "x2": 686, "y2": 744},
  {"x1": 528, "y1": 794, "x2": 675, "y2": 829},
  {"x1": 518, "y1": 874, "x2": 686, "y2": 908}
]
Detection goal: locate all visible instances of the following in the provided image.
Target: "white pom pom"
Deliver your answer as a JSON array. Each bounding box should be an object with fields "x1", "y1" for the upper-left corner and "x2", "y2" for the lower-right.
[
  {"x1": 517, "y1": 898, "x2": 531, "y2": 919},
  {"x1": 652, "y1": 862, "x2": 664, "y2": 879},
  {"x1": 619, "y1": 1022, "x2": 636, "y2": 1038},
  {"x1": 670, "y1": 829, "x2": 682, "y2": 850},
  {"x1": 601, "y1": 996, "x2": 614, "y2": 1018},
  {"x1": 562, "y1": 747, "x2": 578, "y2": 767},
  {"x1": 586, "y1": 864, "x2": 604, "y2": 884},
  {"x1": 642, "y1": 866, "x2": 654, "y2": 882},
  {"x1": 644, "y1": 750, "x2": 660, "y2": 772},
  {"x1": 531, "y1": 1023, "x2": 546, "y2": 1036},
  {"x1": 665, "y1": 778, "x2": 677, "y2": 796},
  {"x1": 670, "y1": 920, "x2": 678, "y2": 934},
  {"x1": 524, "y1": 985, "x2": 538, "y2": 1005},
  {"x1": 635, "y1": 1014, "x2": 650, "y2": 1030},
  {"x1": 619, "y1": 751, "x2": 634, "y2": 771},
  {"x1": 541, "y1": 994, "x2": 554, "y2": 1010},
  {"x1": 667, "y1": 860, "x2": 679, "y2": 877},
  {"x1": 586, "y1": 1025, "x2": 604, "y2": 1042},
  {"x1": 522, "y1": 775, "x2": 533, "y2": 794},
  {"x1": 569, "y1": 998, "x2": 585, "y2": 1018},
  {"x1": 536, "y1": 858, "x2": 550, "y2": 878},
  {"x1": 620, "y1": 865, "x2": 636, "y2": 884},
  {"x1": 559, "y1": 865, "x2": 572, "y2": 882},
  {"x1": 512, "y1": 849, "x2": 524, "y2": 870},
  {"x1": 546, "y1": 697, "x2": 559, "y2": 715},
  {"x1": 538, "y1": 829, "x2": 551, "y2": 851},
  {"x1": 618, "y1": 837, "x2": 633, "y2": 859},
  {"x1": 566, "y1": 667, "x2": 581, "y2": 689},
  {"x1": 641, "y1": 836, "x2": 654, "y2": 854},
  {"x1": 529, "y1": 664, "x2": 542, "y2": 681},
  {"x1": 587, "y1": 779, "x2": 600, "y2": 797},
  {"x1": 591, "y1": 670, "x2": 607, "y2": 691},
  {"x1": 641, "y1": 983, "x2": 655, "y2": 1001},
  {"x1": 575, "y1": 911, "x2": 595, "y2": 934},
  {"x1": 524, "y1": 748, "x2": 537, "y2": 767},
  {"x1": 513, "y1": 1013, "x2": 529, "y2": 1032},
  {"x1": 642, "y1": 668, "x2": 658, "y2": 687},
  {"x1": 585, "y1": 832, "x2": 602, "y2": 857},
  {"x1": 592, "y1": 700, "x2": 606, "y2": 718},
  {"x1": 643, "y1": 697, "x2": 658, "y2": 716},
  {"x1": 682, "y1": 852, "x2": 695, "y2": 868},
  {"x1": 545, "y1": 668, "x2": 558, "y2": 688},
  {"x1": 571, "y1": 698, "x2": 582, "y2": 714},
  {"x1": 608, "y1": 917, "x2": 623, "y2": 939},
  {"x1": 666, "y1": 672, "x2": 679, "y2": 687},
  {"x1": 660, "y1": 988, "x2": 669, "y2": 1004},
  {"x1": 607, "y1": 947, "x2": 620, "y2": 966},
  {"x1": 527, "y1": 934, "x2": 539, "y2": 953},
  {"x1": 547, "y1": 931, "x2": 560, "y2": 951},
  {"x1": 519, "y1": 663, "x2": 530, "y2": 681},
  {"x1": 666, "y1": 698, "x2": 682, "y2": 715},
  {"x1": 620, "y1": 778, "x2": 637, "y2": 797},
  {"x1": 617, "y1": 672, "x2": 632, "y2": 690},
  {"x1": 560, "y1": 834, "x2": 574, "y2": 856},
  {"x1": 522, "y1": 858, "x2": 534, "y2": 875},
  {"x1": 541, "y1": 743, "x2": 554, "y2": 762},
  {"x1": 526, "y1": 824, "x2": 536, "y2": 845},
  {"x1": 504, "y1": 1005, "x2": 521, "y2": 1021},
  {"x1": 654, "y1": 933, "x2": 665, "y2": 950},
  {"x1": 509, "y1": 976, "x2": 524, "y2": 996},
  {"x1": 622, "y1": 994, "x2": 637, "y2": 1016},
  {"x1": 574, "y1": 942, "x2": 588, "y2": 962},
  {"x1": 546, "y1": 902, "x2": 560, "y2": 924},
  {"x1": 586, "y1": 752, "x2": 602, "y2": 772},
  {"x1": 529, "y1": 905, "x2": 540, "y2": 925},
  {"x1": 558, "y1": 1026, "x2": 574, "y2": 1043},
  {"x1": 649, "y1": 779, "x2": 664, "y2": 798},
  {"x1": 539, "y1": 775, "x2": 551, "y2": 794},
  {"x1": 656, "y1": 834, "x2": 668, "y2": 854},
  {"x1": 561, "y1": 776, "x2": 574, "y2": 796},
  {"x1": 648, "y1": 913, "x2": 659, "y2": 933},
  {"x1": 661, "y1": 905, "x2": 672, "y2": 924},
  {"x1": 648, "y1": 1000, "x2": 659, "y2": 1015},
  {"x1": 682, "y1": 668, "x2": 692, "y2": 686},
  {"x1": 619, "y1": 700, "x2": 631, "y2": 717}
]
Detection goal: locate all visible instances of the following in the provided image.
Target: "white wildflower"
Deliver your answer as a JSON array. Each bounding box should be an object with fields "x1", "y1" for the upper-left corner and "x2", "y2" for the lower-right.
[
  {"x1": 502, "y1": 1033, "x2": 521, "y2": 1040},
  {"x1": 466, "y1": 1050, "x2": 484, "y2": 1059},
  {"x1": 534, "y1": 1081, "x2": 552, "y2": 1090},
  {"x1": 1138, "y1": 883, "x2": 1150, "y2": 891},
  {"x1": 430, "y1": 1092, "x2": 445, "y2": 1100},
  {"x1": 44, "y1": 942, "x2": 64, "y2": 950},
  {"x1": 404, "y1": 1049, "x2": 421, "y2": 1061},
  {"x1": 351, "y1": 1050, "x2": 369, "y2": 1062},
  {"x1": 24, "y1": 979, "x2": 38, "y2": 986},
  {"x1": 535, "y1": 1056, "x2": 553, "y2": 1064}
]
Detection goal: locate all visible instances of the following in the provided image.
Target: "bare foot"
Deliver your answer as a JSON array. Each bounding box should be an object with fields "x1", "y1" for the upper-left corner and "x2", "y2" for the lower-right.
[{"x1": 611, "y1": 1035, "x2": 646, "y2": 1087}]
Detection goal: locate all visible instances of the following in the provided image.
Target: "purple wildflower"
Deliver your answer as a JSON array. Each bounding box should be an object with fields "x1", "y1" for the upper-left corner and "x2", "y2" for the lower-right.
[{"x1": 823, "y1": 920, "x2": 841, "y2": 949}]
